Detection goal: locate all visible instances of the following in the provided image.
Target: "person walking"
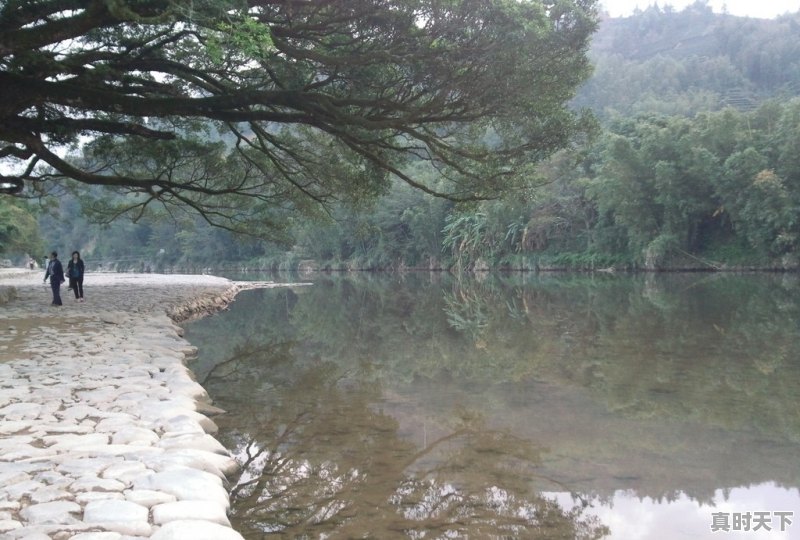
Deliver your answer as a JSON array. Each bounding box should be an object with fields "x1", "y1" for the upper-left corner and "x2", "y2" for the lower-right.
[
  {"x1": 43, "y1": 251, "x2": 65, "y2": 306},
  {"x1": 67, "y1": 251, "x2": 85, "y2": 302}
]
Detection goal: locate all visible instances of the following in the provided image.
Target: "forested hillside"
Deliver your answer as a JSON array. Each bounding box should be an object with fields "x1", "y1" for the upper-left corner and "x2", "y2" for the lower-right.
[
  {"x1": 577, "y1": 2, "x2": 800, "y2": 117},
  {"x1": 13, "y1": 2, "x2": 800, "y2": 271}
]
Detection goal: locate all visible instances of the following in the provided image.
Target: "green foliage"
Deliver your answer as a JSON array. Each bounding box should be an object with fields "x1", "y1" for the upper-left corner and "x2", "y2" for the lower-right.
[
  {"x1": 207, "y1": 18, "x2": 274, "y2": 64},
  {"x1": 28, "y1": 4, "x2": 800, "y2": 271},
  {"x1": 1, "y1": 0, "x2": 597, "y2": 238},
  {"x1": 0, "y1": 198, "x2": 42, "y2": 258},
  {"x1": 539, "y1": 251, "x2": 630, "y2": 270},
  {"x1": 442, "y1": 212, "x2": 491, "y2": 269},
  {"x1": 577, "y1": 5, "x2": 800, "y2": 117},
  {"x1": 36, "y1": 97, "x2": 800, "y2": 271},
  {"x1": 739, "y1": 170, "x2": 796, "y2": 254}
]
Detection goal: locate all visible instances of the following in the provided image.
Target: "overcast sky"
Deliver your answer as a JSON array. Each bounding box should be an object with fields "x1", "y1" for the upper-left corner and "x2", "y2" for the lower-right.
[{"x1": 599, "y1": 0, "x2": 800, "y2": 19}]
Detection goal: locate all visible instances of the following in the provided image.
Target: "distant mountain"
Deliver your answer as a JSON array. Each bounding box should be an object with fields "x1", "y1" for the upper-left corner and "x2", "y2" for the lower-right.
[{"x1": 574, "y1": 2, "x2": 800, "y2": 117}]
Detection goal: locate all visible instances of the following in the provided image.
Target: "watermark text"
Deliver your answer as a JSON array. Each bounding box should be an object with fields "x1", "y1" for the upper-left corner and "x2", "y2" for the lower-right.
[{"x1": 711, "y1": 511, "x2": 793, "y2": 533}]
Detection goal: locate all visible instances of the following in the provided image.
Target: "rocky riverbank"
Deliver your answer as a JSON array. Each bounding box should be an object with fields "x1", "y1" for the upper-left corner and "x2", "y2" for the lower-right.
[{"x1": 0, "y1": 270, "x2": 300, "y2": 540}]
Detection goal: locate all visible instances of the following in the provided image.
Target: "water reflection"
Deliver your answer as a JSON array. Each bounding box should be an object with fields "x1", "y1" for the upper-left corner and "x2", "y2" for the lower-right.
[{"x1": 185, "y1": 273, "x2": 800, "y2": 539}]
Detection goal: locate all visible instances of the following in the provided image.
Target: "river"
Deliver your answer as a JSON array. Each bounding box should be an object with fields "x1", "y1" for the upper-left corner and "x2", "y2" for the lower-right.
[{"x1": 184, "y1": 272, "x2": 800, "y2": 539}]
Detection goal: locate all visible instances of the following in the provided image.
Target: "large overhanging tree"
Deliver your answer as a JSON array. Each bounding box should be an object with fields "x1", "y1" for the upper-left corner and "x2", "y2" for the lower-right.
[{"x1": 0, "y1": 0, "x2": 597, "y2": 237}]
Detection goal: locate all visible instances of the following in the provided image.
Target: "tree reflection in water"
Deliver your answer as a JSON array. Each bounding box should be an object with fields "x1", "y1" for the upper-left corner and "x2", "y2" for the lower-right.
[
  {"x1": 185, "y1": 272, "x2": 800, "y2": 538},
  {"x1": 202, "y1": 342, "x2": 607, "y2": 539}
]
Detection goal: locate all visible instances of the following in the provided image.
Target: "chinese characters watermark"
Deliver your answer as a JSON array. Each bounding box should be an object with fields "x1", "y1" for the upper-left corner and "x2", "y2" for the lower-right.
[{"x1": 711, "y1": 511, "x2": 793, "y2": 533}]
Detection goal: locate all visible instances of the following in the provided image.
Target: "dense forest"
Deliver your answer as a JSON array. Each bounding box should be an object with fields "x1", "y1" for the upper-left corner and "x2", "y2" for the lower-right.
[{"x1": 5, "y1": 1, "x2": 800, "y2": 271}]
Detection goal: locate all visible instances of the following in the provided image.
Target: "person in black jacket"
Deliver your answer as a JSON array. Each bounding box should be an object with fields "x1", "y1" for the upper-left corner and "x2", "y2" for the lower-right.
[
  {"x1": 43, "y1": 251, "x2": 65, "y2": 306},
  {"x1": 67, "y1": 251, "x2": 85, "y2": 302}
]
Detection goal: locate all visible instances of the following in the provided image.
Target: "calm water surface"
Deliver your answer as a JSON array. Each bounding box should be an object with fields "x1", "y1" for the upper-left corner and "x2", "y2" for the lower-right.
[{"x1": 184, "y1": 273, "x2": 800, "y2": 539}]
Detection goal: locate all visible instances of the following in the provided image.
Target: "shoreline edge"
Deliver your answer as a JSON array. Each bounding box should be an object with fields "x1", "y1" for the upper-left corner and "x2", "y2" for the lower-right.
[{"x1": 0, "y1": 271, "x2": 308, "y2": 539}]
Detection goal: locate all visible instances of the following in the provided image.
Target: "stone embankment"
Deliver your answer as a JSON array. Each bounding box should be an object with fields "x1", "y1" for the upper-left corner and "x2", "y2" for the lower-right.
[{"x1": 0, "y1": 271, "x2": 298, "y2": 540}]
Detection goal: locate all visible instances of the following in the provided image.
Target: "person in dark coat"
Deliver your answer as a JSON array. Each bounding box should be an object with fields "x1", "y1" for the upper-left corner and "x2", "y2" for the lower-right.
[
  {"x1": 43, "y1": 251, "x2": 65, "y2": 306},
  {"x1": 66, "y1": 251, "x2": 85, "y2": 302}
]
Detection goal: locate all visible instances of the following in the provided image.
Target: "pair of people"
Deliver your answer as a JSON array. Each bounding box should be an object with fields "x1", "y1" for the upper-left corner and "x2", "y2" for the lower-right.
[{"x1": 44, "y1": 251, "x2": 85, "y2": 306}]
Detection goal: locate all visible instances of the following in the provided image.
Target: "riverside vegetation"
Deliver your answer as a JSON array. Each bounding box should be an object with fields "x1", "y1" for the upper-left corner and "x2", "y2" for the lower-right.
[{"x1": 3, "y1": 2, "x2": 800, "y2": 271}]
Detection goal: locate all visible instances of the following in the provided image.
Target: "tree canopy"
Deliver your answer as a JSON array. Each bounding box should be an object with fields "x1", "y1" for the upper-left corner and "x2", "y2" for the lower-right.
[
  {"x1": 0, "y1": 0, "x2": 597, "y2": 236},
  {"x1": 25, "y1": 5, "x2": 800, "y2": 271}
]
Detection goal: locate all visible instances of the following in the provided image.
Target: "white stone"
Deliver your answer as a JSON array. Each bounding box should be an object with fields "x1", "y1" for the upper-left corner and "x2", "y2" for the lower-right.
[
  {"x1": 3, "y1": 480, "x2": 46, "y2": 499},
  {"x1": 31, "y1": 412, "x2": 57, "y2": 425},
  {"x1": 76, "y1": 492, "x2": 126, "y2": 504},
  {"x1": 152, "y1": 500, "x2": 231, "y2": 527},
  {"x1": 81, "y1": 418, "x2": 98, "y2": 429},
  {"x1": 0, "y1": 500, "x2": 20, "y2": 511},
  {"x1": 18, "y1": 500, "x2": 81, "y2": 524},
  {"x1": 158, "y1": 433, "x2": 228, "y2": 455},
  {"x1": 0, "y1": 380, "x2": 28, "y2": 391},
  {"x1": 123, "y1": 489, "x2": 176, "y2": 508},
  {"x1": 35, "y1": 422, "x2": 95, "y2": 435},
  {"x1": 157, "y1": 416, "x2": 205, "y2": 436},
  {"x1": 44, "y1": 433, "x2": 110, "y2": 450},
  {"x1": 101, "y1": 461, "x2": 148, "y2": 481},
  {"x1": 169, "y1": 412, "x2": 218, "y2": 434},
  {"x1": 95, "y1": 417, "x2": 143, "y2": 433},
  {"x1": 29, "y1": 486, "x2": 73, "y2": 504},
  {"x1": 195, "y1": 402, "x2": 226, "y2": 416},
  {"x1": 25, "y1": 394, "x2": 64, "y2": 412},
  {"x1": 142, "y1": 450, "x2": 233, "y2": 478},
  {"x1": 56, "y1": 457, "x2": 118, "y2": 476},
  {"x1": 71, "y1": 533, "x2": 123, "y2": 540},
  {"x1": 166, "y1": 379, "x2": 208, "y2": 400},
  {"x1": 83, "y1": 499, "x2": 151, "y2": 536},
  {"x1": 14, "y1": 532, "x2": 51, "y2": 540},
  {"x1": 71, "y1": 444, "x2": 165, "y2": 458},
  {"x1": 149, "y1": 520, "x2": 245, "y2": 540},
  {"x1": 170, "y1": 449, "x2": 238, "y2": 476},
  {"x1": 0, "y1": 402, "x2": 40, "y2": 421},
  {"x1": 138, "y1": 401, "x2": 196, "y2": 425},
  {"x1": 0, "y1": 519, "x2": 22, "y2": 532},
  {"x1": 111, "y1": 427, "x2": 159, "y2": 446},
  {"x1": 0, "y1": 435, "x2": 34, "y2": 448},
  {"x1": 0, "y1": 462, "x2": 51, "y2": 476},
  {"x1": 0, "y1": 420, "x2": 30, "y2": 434},
  {"x1": 70, "y1": 476, "x2": 126, "y2": 492},
  {"x1": 0, "y1": 471, "x2": 30, "y2": 486},
  {"x1": 34, "y1": 471, "x2": 71, "y2": 489},
  {"x1": 76, "y1": 387, "x2": 123, "y2": 405},
  {"x1": 113, "y1": 392, "x2": 150, "y2": 404},
  {"x1": 57, "y1": 404, "x2": 104, "y2": 421},
  {"x1": 131, "y1": 468, "x2": 228, "y2": 508},
  {"x1": 0, "y1": 445, "x2": 57, "y2": 461}
]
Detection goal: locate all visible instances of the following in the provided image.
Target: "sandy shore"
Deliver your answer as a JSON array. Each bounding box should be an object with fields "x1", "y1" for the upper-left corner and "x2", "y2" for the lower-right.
[{"x1": 0, "y1": 270, "x2": 285, "y2": 540}]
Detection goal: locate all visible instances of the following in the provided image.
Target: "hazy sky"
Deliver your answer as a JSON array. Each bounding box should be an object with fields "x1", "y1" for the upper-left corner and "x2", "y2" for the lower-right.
[{"x1": 600, "y1": 0, "x2": 800, "y2": 19}]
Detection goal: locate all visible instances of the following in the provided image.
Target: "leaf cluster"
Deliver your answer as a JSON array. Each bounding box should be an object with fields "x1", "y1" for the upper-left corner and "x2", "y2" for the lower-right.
[{"x1": 0, "y1": 0, "x2": 597, "y2": 237}]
